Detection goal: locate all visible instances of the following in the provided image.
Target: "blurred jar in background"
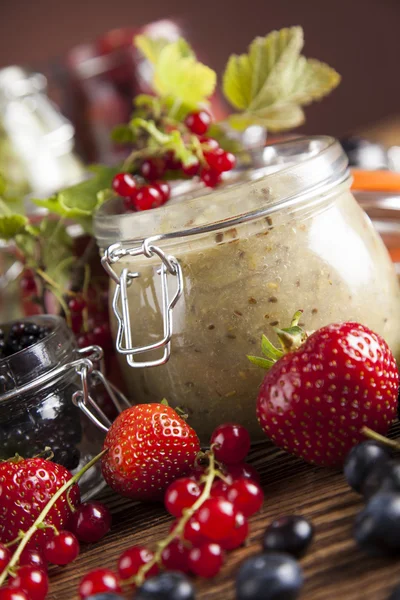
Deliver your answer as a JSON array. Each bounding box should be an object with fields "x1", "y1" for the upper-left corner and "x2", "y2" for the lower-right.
[{"x1": 65, "y1": 19, "x2": 229, "y2": 164}]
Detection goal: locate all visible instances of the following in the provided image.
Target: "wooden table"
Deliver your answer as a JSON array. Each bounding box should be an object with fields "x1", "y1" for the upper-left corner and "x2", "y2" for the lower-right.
[{"x1": 48, "y1": 422, "x2": 400, "y2": 600}]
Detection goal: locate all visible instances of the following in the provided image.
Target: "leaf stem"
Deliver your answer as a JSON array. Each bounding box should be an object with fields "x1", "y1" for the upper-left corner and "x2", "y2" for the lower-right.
[
  {"x1": 0, "y1": 450, "x2": 107, "y2": 588},
  {"x1": 362, "y1": 427, "x2": 400, "y2": 450},
  {"x1": 128, "y1": 452, "x2": 218, "y2": 587}
]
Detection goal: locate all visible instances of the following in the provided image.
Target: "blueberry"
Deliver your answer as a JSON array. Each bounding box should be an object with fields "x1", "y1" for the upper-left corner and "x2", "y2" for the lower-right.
[
  {"x1": 388, "y1": 584, "x2": 400, "y2": 600},
  {"x1": 263, "y1": 516, "x2": 314, "y2": 558},
  {"x1": 85, "y1": 595, "x2": 125, "y2": 600},
  {"x1": 344, "y1": 441, "x2": 390, "y2": 493},
  {"x1": 354, "y1": 492, "x2": 400, "y2": 555},
  {"x1": 135, "y1": 572, "x2": 195, "y2": 600},
  {"x1": 363, "y1": 460, "x2": 400, "y2": 499},
  {"x1": 236, "y1": 553, "x2": 303, "y2": 600}
]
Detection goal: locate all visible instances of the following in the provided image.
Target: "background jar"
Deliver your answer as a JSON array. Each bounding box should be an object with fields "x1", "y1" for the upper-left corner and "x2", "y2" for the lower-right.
[
  {"x1": 95, "y1": 136, "x2": 400, "y2": 442},
  {"x1": 0, "y1": 315, "x2": 123, "y2": 499}
]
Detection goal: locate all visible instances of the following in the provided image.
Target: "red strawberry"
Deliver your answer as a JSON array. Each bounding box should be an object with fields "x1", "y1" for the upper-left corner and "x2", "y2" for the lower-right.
[
  {"x1": 252, "y1": 318, "x2": 399, "y2": 466},
  {"x1": 0, "y1": 458, "x2": 80, "y2": 549},
  {"x1": 102, "y1": 404, "x2": 200, "y2": 500}
]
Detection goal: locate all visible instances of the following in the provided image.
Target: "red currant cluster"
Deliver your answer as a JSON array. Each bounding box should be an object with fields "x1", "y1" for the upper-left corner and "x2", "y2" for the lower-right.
[
  {"x1": 78, "y1": 423, "x2": 263, "y2": 598},
  {"x1": 0, "y1": 502, "x2": 111, "y2": 600},
  {"x1": 67, "y1": 291, "x2": 112, "y2": 351},
  {"x1": 112, "y1": 110, "x2": 236, "y2": 212}
]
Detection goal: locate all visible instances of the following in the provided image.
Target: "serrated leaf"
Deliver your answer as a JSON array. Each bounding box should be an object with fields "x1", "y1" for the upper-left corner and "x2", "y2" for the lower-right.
[
  {"x1": 135, "y1": 35, "x2": 194, "y2": 65},
  {"x1": 153, "y1": 42, "x2": 216, "y2": 106},
  {"x1": 0, "y1": 214, "x2": 27, "y2": 240},
  {"x1": 223, "y1": 27, "x2": 340, "y2": 132},
  {"x1": 247, "y1": 355, "x2": 274, "y2": 370}
]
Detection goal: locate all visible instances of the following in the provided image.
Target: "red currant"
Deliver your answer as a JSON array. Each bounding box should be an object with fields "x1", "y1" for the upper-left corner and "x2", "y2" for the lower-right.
[
  {"x1": 161, "y1": 539, "x2": 190, "y2": 573},
  {"x1": 185, "y1": 110, "x2": 212, "y2": 135},
  {"x1": 70, "y1": 502, "x2": 112, "y2": 543},
  {"x1": 79, "y1": 569, "x2": 122, "y2": 599},
  {"x1": 207, "y1": 149, "x2": 235, "y2": 173},
  {"x1": 0, "y1": 543, "x2": 10, "y2": 572},
  {"x1": 77, "y1": 332, "x2": 95, "y2": 349},
  {"x1": 225, "y1": 462, "x2": 261, "y2": 483},
  {"x1": 19, "y1": 549, "x2": 47, "y2": 572},
  {"x1": 219, "y1": 512, "x2": 249, "y2": 550},
  {"x1": 71, "y1": 313, "x2": 83, "y2": 334},
  {"x1": 20, "y1": 273, "x2": 37, "y2": 295},
  {"x1": 189, "y1": 465, "x2": 206, "y2": 481},
  {"x1": 182, "y1": 161, "x2": 200, "y2": 177},
  {"x1": 200, "y1": 137, "x2": 219, "y2": 151},
  {"x1": 188, "y1": 542, "x2": 224, "y2": 578},
  {"x1": 92, "y1": 324, "x2": 112, "y2": 348},
  {"x1": 68, "y1": 295, "x2": 87, "y2": 313},
  {"x1": 165, "y1": 151, "x2": 182, "y2": 171},
  {"x1": 43, "y1": 530, "x2": 79, "y2": 565},
  {"x1": 117, "y1": 546, "x2": 158, "y2": 583},
  {"x1": 123, "y1": 196, "x2": 136, "y2": 212},
  {"x1": 196, "y1": 497, "x2": 236, "y2": 541},
  {"x1": 165, "y1": 478, "x2": 201, "y2": 517},
  {"x1": 0, "y1": 590, "x2": 29, "y2": 600},
  {"x1": 226, "y1": 477, "x2": 264, "y2": 517},
  {"x1": 182, "y1": 517, "x2": 208, "y2": 546},
  {"x1": 112, "y1": 172, "x2": 137, "y2": 198},
  {"x1": 210, "y1": 479, "x2": 231, "y2": 498},
  {"x1": 201, "y1": 169, "x2": 221, "y2": 188},
  {"x1": 10, "y1": 566, "x2": 48, "y2": 600},
  {"x1": 153, "y1": 181, "x2": 171, "y2": 204},
  {"x1": 133, "y1": 185, "x2": 163, "y2": 211},
  {"x1": 140, "y1": 158, "x2": 166, "y2": 181},
  {"x1": 211, "y1": 423, "x2": 251, "y2": 465}
]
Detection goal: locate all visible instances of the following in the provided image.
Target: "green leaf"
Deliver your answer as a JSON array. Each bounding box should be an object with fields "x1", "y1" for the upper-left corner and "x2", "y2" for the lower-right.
[
  {"x1": 247, "y1": 355, "x2": 274, "y2": 370},
  {"x1": 33, "y1": 165, "x2": 120, "y2": 224},
  {"x1": 0, "y1": 173, "x2": 6, "y2": 196},
  {"x1": 0, "y1": 214, "x2": 28, "y2": 240},
  {"x1": 135, "y1": 35, "x2": 194, "y2": 65},
  {"x1": 223, "y1": 27, "x2": 340, "y2": 132},
  {"x1": 111, "y1": 124, "x2": 136, "y2": 144},
  {"x1": 261, "y1": 334, "x2": 284, "y2": 361},
  {"x1": 154, "y1": 41, "x2": 216, "y2": 106}
]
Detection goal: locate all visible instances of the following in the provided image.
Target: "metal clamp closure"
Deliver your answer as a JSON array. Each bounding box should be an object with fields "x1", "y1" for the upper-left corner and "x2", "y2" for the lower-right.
[{"x1": 102, "y1": 239, "x2": 183, "y2": 368}]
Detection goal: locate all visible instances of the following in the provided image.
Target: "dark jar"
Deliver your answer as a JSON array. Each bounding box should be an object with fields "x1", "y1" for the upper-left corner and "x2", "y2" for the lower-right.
[{"x1": 0, "y1": 315, "x2": 129, "y2": 499}]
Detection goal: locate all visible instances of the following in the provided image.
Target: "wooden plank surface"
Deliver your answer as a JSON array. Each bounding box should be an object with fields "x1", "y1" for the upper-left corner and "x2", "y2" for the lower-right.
[{"x1": 49, "y1": 425, "x2": 400, "y2": 600}]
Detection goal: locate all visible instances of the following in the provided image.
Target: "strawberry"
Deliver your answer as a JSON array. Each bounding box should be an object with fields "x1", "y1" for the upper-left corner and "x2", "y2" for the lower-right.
[
  {"x1": 102, "y1": 403, "x2": 201, "y2": 500},
  {"x1": 0, "y1": 457, "x2": 80, "y2": 549},
  {"x1": 251, "y1": 315, "x2": 399, "y2": 467}
]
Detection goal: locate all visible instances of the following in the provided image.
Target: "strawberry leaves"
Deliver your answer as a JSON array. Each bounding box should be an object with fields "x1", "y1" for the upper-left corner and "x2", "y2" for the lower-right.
[{"x1": 223, "y1": 26, "x2": 341, "y2": 131}]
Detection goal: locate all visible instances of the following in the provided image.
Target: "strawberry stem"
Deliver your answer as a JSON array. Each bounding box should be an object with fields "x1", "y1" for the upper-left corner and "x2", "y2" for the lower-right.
[
  {"x1": 127, "y1": 450, "x2": 220, "y2": 587},
  {"x1": 0, "y1": 449, "x2": 107, "y2": 588},
  {"x1": 362, "y1": 426, "x2": 400, "y2": 451}
]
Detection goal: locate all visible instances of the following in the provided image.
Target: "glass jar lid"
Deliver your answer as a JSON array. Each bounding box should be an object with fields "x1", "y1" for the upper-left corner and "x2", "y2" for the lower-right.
[{"x1": 94, "y1": 135, "x2": 349, "y2": 248}]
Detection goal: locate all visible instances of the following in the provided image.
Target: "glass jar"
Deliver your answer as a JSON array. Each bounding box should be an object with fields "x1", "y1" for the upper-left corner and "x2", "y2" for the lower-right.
[
  {"x1": 0, "y1": 315, "x2": 128, "y2": 499},
  {"x1": 95, "y1": 136, "x2": 400, "y2": 442}
]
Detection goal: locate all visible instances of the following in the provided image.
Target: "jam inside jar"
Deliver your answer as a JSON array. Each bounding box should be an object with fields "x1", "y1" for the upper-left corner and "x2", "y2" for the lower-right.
[
  {"x1": 0, "y1": 315, "x2": 122, "y2": 499},
  {"x1": 95, "y1": 136, "x2": 400, "y2": 442}
]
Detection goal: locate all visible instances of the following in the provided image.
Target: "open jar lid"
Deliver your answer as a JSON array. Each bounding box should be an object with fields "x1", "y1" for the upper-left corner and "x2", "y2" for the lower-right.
[{"x1": 94, "y1": 135, "x2": 350, "y2": 248}]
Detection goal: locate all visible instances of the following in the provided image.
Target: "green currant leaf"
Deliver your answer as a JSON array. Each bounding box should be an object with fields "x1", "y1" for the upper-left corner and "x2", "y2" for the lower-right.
[
  {"x1": 0, "y1": 214, "x2": 28, "y2": 240},
  {"x1": 135, "y1": 35, "x2": 194, "y2": 65},
  {"x1": 154, "y1": 41, "x2": 216, "y2": 106},
  {"x1": 223, "y1": 27, "x2": 340, "y2": 132}
]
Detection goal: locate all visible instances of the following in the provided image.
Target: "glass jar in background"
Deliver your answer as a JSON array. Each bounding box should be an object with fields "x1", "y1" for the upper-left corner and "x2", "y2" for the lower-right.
[
  {"x1": 0, "y1": 315, "x2": 129, "y2": 499},
  {"x1": 95, "y1": 136, "x2": 400, "y2": 442}
]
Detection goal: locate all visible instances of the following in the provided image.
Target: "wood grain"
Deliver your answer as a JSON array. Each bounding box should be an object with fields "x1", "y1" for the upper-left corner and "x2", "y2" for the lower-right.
[{"x1": 49, "y1": 425, "x2": 400, "y2": 600}]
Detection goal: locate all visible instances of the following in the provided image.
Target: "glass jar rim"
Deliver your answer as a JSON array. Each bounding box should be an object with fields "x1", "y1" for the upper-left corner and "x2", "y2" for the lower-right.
[
  {"x1": 0, "y1": 315, "x2": 76, "y2": 397},
  {"x1": 94, "y1": 135, "x2": 349, "y2": 249}
]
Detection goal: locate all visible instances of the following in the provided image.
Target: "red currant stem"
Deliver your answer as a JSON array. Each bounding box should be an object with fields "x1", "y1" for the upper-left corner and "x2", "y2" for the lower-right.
[
  {"x1": 168, "y1": 98, "x2": 182, "y2": 120},
  {"x1": 35, "y1": 268, "x2": 75, "y2": 297},
  {"x1": 37, "y1": 522, "x2": 59, "y2": 535},
  {"x1": 0, "y1": 449, "x2": 107, "y2": 588},
  {"x1": 127, "y1": 451, "x2": 219, "y2": 587},
  {"x1": 4, "y1": 534, "x2": 23, "y2": 548},
  {"x1": 50, "y1": 287, "x2": 72, "y2": 328},
  {"x1": 362, "y1": 426, "x2": 400, "y2": 450},
  {"x1": 191, "y1": 135, "x2": 207, "y2": 166},
  {"x1": 81, "y1": 263, "x2": 91, "y2": 333},
  {"x1": 66, "y1": 488, "x2": 78, "y2": 513}
]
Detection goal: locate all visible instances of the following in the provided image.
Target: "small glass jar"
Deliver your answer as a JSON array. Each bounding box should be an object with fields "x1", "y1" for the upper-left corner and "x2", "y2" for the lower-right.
[
  {"x1": 0, "y1": 315, "x2": 128, "y2": 499},
  {"x1": 95, "y1": 136, "x2": 400, "y2": 442}
]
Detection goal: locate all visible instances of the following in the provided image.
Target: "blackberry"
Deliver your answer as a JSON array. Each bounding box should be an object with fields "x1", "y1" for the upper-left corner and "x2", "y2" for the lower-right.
[{"x1": 4, "y1": 321, "x2": 50, "y2": 355}]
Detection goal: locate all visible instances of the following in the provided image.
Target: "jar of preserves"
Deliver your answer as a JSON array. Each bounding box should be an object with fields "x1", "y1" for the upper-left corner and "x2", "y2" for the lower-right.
[
  {"x1": 0, "y1": 315, "x2": 129, "y2": 499},
  {"x1": 95, "y1": 136, "x2": 400, "y2": 441}
]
